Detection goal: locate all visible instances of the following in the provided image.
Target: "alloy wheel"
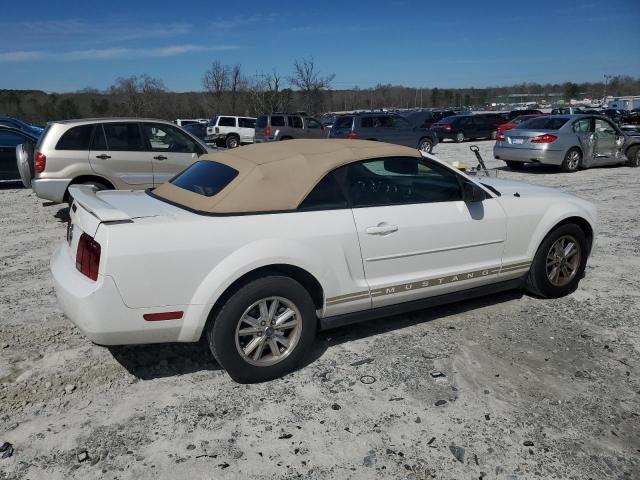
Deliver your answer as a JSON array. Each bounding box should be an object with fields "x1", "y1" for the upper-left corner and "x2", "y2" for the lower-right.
[
  {"x1": 545, "y1": 235, "x2": 581, "y2": 286},
  {"x1": 566, "y1": 150, "x2": 580, "y2": 170},
  {"x1": 235, "y1": 297, "x2": 302, "y2": 367}
]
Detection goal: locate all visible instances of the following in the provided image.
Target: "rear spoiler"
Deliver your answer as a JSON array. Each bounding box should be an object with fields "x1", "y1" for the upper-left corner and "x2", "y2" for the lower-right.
[{"x1": 68, "y1": 185, "x2": 131, "y2": 222}]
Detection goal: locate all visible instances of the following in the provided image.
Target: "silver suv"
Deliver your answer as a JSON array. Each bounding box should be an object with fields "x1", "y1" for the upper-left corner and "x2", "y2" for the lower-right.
[
  {"x1": 19, "y1": 118, "x2": 209, "y2": 203},
  {"x1": 254, "y1": 113, "x2": 326, "y2": 142}
]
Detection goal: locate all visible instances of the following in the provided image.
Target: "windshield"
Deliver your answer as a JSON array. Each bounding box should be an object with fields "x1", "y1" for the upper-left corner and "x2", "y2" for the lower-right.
[{"x1": 518, "y1": 117, "x2": 568, "y2": 130}]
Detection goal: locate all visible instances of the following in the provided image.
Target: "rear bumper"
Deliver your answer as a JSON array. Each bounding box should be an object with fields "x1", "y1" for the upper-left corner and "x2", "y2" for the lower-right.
[
  {"x1": 51, "y1": 242, "x2": 185, "y2": 345},
  {"x1": 493, "y1": 144, "x2": 565, "y2": 165},
  {"x1": 32, "y1": 178, "x2": 71, "y2": 203}
]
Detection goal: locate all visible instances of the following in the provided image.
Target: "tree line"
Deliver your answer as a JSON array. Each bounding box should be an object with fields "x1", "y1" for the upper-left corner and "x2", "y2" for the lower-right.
[{"x1": 2, "y1": 57, "x2": 639, "y2": 125}]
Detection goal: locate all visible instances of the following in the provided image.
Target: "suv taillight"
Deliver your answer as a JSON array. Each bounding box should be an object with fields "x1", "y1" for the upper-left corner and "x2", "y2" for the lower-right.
[
  {"x1": 265, "y1": 126, "x2": 271, "y2": 137},
  {"x1": 531, "y1": 134, "x2": 558, "y2": 144},
  {"x1": 76, "y1": 233, "x2": 101, "y2": 281},
  {"x1": 347, "y1": 131, "x2": 357, "y2": 139},
  {"x1": 35, "y1": 152, "x2": 46, "y2": 173}
]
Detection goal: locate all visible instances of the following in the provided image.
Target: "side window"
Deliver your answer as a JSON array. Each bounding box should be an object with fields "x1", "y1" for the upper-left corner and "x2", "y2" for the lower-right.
[
  {"x1": 91, "y1": 125, "x2": 107, "y2": 150},
  {"x1": 338, "y1": 156, "x2": 462, "y2": 207},
  {"x1": 218, "y1": 117, "x2": 236, "y2": 127},
  {"x1": 142, "y1": 124, "x2": 200, "y2": 153},
  {"x1": 360, "y1": 116, "x2": 374, "y2": 128},
  {"x1": 375, "y1": 116, "x2": 394, "y2": 128},
  {"x1": 55, "y1": 125, "x2": 93, "y2": 150},
  {"x1": 239, "y1": 118, "x2": 255, "y2": 128},
  {"x1": 0, "y1": 131, "x2": 28, "y2": 147},
  {"x1": 391, "y1": 116, "x2": 411, "y2": 129},
  {"x1": 459, "y1": 117, "x2": 472, "y2": 126},
  {"x1": 288, "y1": 116, "x2": 303, "y2": 128},
  {"x1": 472, "y1": 117, "x2": 487, "y2": 126},
  {"x1": 298, "y1": 172, "x2": 348, "y2": 210},
  {"x1": 572, "y1": 118, "x2": 592, "y2": 133},
  {"x1": 305, "y1": 118, "x2": 322, "y2": 129},
  {"x1": 101, "y1": 123, "x2": 145, "y2": 151},
  {"x1": 595, "y1": 119, "x2": 615, "y2": 136},
  {"x1": 270, "y1": 116, "x2": 285, "y2": 127}
]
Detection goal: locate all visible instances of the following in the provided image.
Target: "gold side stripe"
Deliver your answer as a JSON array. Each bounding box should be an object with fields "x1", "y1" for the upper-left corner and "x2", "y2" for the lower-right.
[{"x1": 325, "y1": 260, "x2": 532, "y2": 307}]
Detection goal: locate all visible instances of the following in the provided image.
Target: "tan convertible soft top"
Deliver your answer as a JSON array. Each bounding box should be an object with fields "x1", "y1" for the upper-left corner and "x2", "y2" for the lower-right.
[{"x1": 153, "y1": 139, "x2": 421, "y2": 214}]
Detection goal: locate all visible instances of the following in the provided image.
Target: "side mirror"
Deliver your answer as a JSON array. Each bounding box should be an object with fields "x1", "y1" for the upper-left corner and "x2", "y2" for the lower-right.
[{"x1": 462, "y1": 182, "x2": 486, "y2": 203}]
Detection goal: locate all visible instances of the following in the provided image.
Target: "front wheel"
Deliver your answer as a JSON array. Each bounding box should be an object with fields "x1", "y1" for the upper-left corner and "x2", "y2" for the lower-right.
[
  {"x1": 527, "y1": 224, "x2": 588, "y2": 298},
  {"x1": 454, "y1": 132, "x2": 465, "y2": 143},
  {"x1": 626, "y1": 146, "x2": 640, "y2": 167},
  {"x1": 206, "y1": 275, "x2": 317, "y2": 383},
  {"x1": 226, "y1": 135, "x2": 239, "y2": 148}
]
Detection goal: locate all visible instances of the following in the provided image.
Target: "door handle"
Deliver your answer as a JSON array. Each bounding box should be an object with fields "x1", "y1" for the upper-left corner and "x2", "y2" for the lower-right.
[
  {"x1": 154, "y1": 155, "x2": 168, "y2": 161},
  {"x1": 365, "y1": 223, "x2": 399, "y2": 235},
  {"x1": 95, "y1": 154, "x2": 111, "y2": 160}
]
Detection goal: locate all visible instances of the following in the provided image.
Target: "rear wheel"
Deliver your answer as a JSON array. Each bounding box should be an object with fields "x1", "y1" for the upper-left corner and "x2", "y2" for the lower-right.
[
  {"x1": 561, "y1": 148, "x2": 582, "y2": 172},
  {"x1": 454, "y1": 132, "x2": 465, "y2": 143},
  {"x1": 626, "y1": 145, "x2": 640, "y2": 167},
  {"x1": 206, "y1": 276, "x2": 317, "y2": 383},
  {"x1": 490, "y1": 130, "x2": 497, "y2": 140},
  {"x1": 418, "y1": 138, "x2": 433, "y2": 153},
  {"x1": 226, "y1": 135, "x2": 239, "y2": 149},
  {"x1": 527, "y1": 224, "x2": 588, "y2": 298},
  {"x1": 505, "y1": 160, "x2": 525, "y2": 170}
]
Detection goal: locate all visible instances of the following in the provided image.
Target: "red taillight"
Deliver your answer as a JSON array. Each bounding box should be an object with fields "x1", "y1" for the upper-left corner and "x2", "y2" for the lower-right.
[
  {"x1": 442, "y1": 124, "x2": 451, "y2": 131},
  {"x1": 76, "y1": 233, "x2": 101, "y2": 281},
  {"x1": 496, "y1": 133, "x2": 505, "y2": 141},
  {"x1": 531, "y1": 134, "x2": 558, "y2": 144},
  {"x1": 347, "y1": 131, "x2": 357, "y2": 139},
  {"x1": 265, "y1": 126, "x2": 271, "y2": 137},
  {"x1": 35, "y1": 152, "x2": 46, "y2": 173}
]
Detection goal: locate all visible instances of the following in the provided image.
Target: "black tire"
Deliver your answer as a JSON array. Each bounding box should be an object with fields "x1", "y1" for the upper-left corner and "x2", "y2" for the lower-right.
[
  {"x1": 454, "y1": 131, "x2": 465, "y2": 143},
  {"x1": 561, "y1": 147, "x2": 582, "y2": 172},
  {"x1": 225, "y1": 135, "x2": 239, "y2": 149},
  {"x1": 418, "y1": 138, "x2": 433, "y2": 153},
  {"x1": 505, "y1": 160, "x2": 525, "y2": 170},
  {"x1": 490, "y1": 130, "x2": 497, "y2": 140},
  {"x1": 626, "y1": 145, "x2": 640, "y2": 167},
  {"x1": 526, "y1": 223, "x2": 588, "y2": 298},
  {"x1": 279, "y1": 136, "x2": 292, "y2": 141},
  {"x1": 206, "y1": 275, "x2": 317, "y2": 383}
]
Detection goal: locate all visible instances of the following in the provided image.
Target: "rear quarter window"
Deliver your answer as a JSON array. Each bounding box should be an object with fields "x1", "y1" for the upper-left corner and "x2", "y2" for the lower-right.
[
  {"x1": 519, "y1": 117, "x2": 568, "y2": 130},
  {"x1": 55, "y1": 125, "x2": 93, "y2": 150},
  {"x1": 170, "y1": 160, "x2": 238, "y2": 197}
]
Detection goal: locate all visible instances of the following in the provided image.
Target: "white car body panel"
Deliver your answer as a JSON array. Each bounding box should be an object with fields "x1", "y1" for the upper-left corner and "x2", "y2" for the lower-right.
[{"x1": 53, "y1": 157, "x2": 597, "y2": 346}]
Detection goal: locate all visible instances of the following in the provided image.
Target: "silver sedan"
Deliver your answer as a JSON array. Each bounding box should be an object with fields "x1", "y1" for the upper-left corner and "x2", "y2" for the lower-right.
[{"x1": 493, "y1": 114, "x2": 639, "y2": 172}]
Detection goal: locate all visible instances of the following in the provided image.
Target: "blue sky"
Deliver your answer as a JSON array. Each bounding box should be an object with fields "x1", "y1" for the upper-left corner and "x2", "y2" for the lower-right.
[{"x1": 1, "y1": 0, "x2": 639, "y2": 92}]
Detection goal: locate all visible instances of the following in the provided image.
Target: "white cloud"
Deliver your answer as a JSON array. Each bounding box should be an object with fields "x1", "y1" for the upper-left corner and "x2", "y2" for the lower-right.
[{"x1": 0, "y1": 45, "x2": 238, "y2": 63}]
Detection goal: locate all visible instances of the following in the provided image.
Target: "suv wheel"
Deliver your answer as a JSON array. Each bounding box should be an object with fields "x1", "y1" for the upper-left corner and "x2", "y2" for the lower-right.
[
  {"x1": 455, "y1": 132, "x2": 465, "y2": 143},
  {"x1": 490, "y1": 130, "x2": 497, "y2": 140},
  {"x1": 418, "y1": 138, "x2": 433, "y2": 153},
  {"x1": 226, "y1": 135, "x2": 239, "y2": 149},
  {"x1": 206, "y1": 275, "x2": 317, "y2": 383},
  {"x1": 527, "y1": 224, "x2": 588, "y2": 298}
]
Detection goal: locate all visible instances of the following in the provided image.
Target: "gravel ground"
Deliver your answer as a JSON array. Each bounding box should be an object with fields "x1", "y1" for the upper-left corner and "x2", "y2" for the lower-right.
[{"x1": 0, "y1": 140, "x2": 638, "y2": 479}]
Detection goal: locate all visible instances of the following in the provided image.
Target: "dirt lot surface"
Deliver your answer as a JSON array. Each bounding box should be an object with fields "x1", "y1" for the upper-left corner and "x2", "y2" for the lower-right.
[{"x1": 1, "y1": 140, "x2": 638, "y2": 479}]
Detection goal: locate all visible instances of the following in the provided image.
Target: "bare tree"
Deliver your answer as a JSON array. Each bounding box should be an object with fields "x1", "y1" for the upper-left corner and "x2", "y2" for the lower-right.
[
  {"x1": 246, "y1": 70, "x2": 285, "y2": 115},
  {"x1": 289, "y1": 57, "x2": 335, "y2": 113},
  {"x1": 202, "y1": 60, "x2": 229, "y2": 114},
  {"x1": 229, "y1": 64, "x2": 246, "y2": 114},
  {"x1": 108, "y1": 74, "x2": 166, "y2": 116}
]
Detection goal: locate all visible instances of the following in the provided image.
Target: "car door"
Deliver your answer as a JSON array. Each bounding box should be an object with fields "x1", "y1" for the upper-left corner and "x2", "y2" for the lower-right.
[
  {"x1": 238, "y1": 117, "x2": 256, "y2": 143},
  {"x1": 140, "y1": 123, "x2": 204, "y2": 186},
  {"x1": 374, "y1": 115, "x2": 396, "y2": 143},
  {"x1": 337, "y1": 156, "x2": 507, "y2": 308},
  {"x1": 89, "y1": 123, "x2": 153, "y2": 189},
  {"x1": 593, "y1": 118, "x2": 623, "y2": 162},
  {"x1": 0, "y1": 130, "x2": 30, "y2": 180},
  {"x1": 473, "y1": 117, "x2": 492, "y2": 138},
  {"x1": 303, "y1": 117, "x2": 325, "y2": 138},
  {"x1": 390, "y1": 115, "x2": 416, "y2": 147}
]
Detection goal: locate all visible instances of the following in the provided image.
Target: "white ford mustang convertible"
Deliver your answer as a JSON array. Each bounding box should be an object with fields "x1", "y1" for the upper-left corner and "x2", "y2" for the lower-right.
[{"x1": 52, "y1": 139, "x2": 597, "y2": 382}]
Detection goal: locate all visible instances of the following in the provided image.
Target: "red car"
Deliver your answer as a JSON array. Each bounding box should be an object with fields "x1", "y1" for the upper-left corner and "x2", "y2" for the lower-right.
[{"x1": 496, "y1": 114, "x2": 546, "y2": 140}]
